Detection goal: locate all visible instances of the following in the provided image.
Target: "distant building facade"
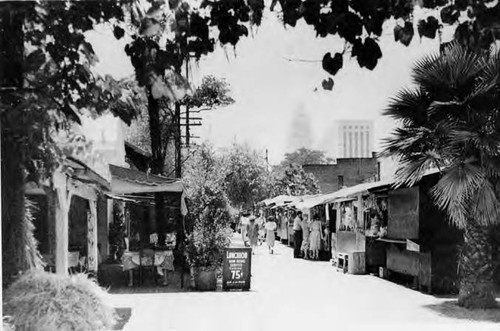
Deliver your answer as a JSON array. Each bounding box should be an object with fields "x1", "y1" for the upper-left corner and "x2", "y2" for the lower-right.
[
  {"x1": 337, "y1": 120, "x2": 374, "y2": 158},
  {"x1": 303, "y1": 153, "x2": 379, "y2": 193}
]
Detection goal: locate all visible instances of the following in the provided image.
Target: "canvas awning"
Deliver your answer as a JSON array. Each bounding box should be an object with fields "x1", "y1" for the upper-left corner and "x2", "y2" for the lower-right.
[
  {"x1": 259, "y1": 195, "x2": 299, "y2": 207},
  {"x1": 109, "y1": 164, "x2": 183, "y2": 194},
  {"x1": 322, "y1": 180, "x2": 393, "y2": 204},
  {"x1": 109, "y1": 164, "x2": 187, "y2": 215}
]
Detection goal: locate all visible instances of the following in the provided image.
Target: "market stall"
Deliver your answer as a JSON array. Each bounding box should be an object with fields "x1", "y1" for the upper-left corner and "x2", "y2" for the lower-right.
[
  {"x1": 323, "y1": 180, "x2": 392, "y2": 274},
  {"x1": 379, "y1": 171, "x2": 463, "y2": 293}
]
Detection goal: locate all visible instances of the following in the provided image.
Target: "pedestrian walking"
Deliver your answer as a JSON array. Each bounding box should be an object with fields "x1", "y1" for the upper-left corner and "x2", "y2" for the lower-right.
[
  {"x1": 300, "y1": 214, "x2": 310, "y2": 259},
  {"x1": 265, "y1": 216, "x2": 277, "y2": 254},
  {"x1": 247, "y1": 216, "x2": 259, "y2": 253},
  {"x1": 240, "y1": 213, "x2": 250, "y2": 247},
  {"x1": 256, "y1": 213, "x2": 266, "y2": 245},
  {"x1": 293, "y1": 211, "x2": 303, "y2": 258},
  {"x1": 309, "y1": 214, "x2": 323, "y2": 260}
]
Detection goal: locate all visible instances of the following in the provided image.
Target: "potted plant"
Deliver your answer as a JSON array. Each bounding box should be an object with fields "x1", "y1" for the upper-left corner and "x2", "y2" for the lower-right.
[
  {"x1": 182, "y1": 143, "x2": 233, "y2": 290},
  {"x1": 185, "y1": 203, "x2": 232, "y2": 291}
]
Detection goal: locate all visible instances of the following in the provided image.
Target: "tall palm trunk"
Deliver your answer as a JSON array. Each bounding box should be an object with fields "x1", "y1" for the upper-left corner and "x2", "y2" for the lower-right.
[{"x1": 458, "y1": 220, "x2": 496, "y2": 308}]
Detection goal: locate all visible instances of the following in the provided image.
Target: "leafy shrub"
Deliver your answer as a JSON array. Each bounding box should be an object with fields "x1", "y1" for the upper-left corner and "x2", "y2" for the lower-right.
[
  {"x1": 4, "y1": 271, "x2": 116, "y2": 331},
  {"x1": 185, "y1": 223, "x2": 231, "y2": 270},
  {"x1": 183, "y1": 143, "x2": 233, "y2": 270}
]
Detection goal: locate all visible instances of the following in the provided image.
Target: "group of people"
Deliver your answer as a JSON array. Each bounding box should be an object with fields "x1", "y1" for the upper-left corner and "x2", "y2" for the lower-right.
[
  {"x1": 293, "y1": 211, "x2": 325, "y2": 260},
  {"x1": 240, "y1": 213, "x2": 278, "y2": 254}
]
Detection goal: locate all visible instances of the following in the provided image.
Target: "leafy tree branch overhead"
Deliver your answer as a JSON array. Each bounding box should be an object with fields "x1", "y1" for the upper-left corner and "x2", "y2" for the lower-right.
[{"x1": 115, "y1": 0, "x2": 500, "y2": 92}]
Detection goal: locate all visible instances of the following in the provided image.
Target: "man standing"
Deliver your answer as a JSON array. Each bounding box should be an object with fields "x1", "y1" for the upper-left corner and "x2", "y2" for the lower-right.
[{"x1": 293, "y1": 211, "x2": 303, "y2": 258}]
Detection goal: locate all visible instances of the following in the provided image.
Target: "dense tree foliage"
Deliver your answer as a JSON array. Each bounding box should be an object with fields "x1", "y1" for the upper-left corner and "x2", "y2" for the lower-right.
[
  {"x1": 383, "y1": 44, "x2": 500, "y2": 308},
  {"x1": 221, "y1": 143, "x2": 271, "y2": 210},
  {"x1": 126, "y1": 74, "x2": 234, "y2": 175},
  {"x1": 280, "y1": 147, "x2": 334, "y2": 167},
  {"x1": 271, "y1": 163, "x2": 321, "y2": 196}
]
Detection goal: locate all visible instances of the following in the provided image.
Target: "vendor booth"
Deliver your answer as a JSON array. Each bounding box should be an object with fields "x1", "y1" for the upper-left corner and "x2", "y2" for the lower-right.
[
  {"x1": 379, "y1": 171, "x2": 462, "y2": 293},
  {"x1": 107, "y1": 164, "x2": 187, "y2": 287},
  {"x1": 323, "y1": 180, "x2": 392, "y2": 274}
]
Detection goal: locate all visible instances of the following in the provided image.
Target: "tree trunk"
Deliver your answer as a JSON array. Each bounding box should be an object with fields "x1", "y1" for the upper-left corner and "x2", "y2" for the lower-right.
[
  {"x1": 1, "y1": 6, "x2": 42, "y2": 288},
  {"x1": 457, "y1": 220, "x2": 497, "y2": 308},
  {"x1": 2, "y1": 142, "x2": 30, "y2": 287},
  {"x1": 147, "y1": 89, "x2": 166, "y2": 243}
]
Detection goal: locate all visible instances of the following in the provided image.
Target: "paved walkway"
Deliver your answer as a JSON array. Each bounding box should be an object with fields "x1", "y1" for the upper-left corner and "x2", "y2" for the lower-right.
[{"x1": 108, "y1": 234, "x2": 500, "y2": 331}]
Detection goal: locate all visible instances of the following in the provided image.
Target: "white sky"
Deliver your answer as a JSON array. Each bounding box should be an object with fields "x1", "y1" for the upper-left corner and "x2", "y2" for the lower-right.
[{"x1": 87, "y1": 6, "x2": 443, "y2": 165}]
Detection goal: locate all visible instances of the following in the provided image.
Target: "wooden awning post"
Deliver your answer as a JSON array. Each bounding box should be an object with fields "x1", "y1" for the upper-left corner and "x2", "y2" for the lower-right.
[
  {"x1": 87, "y1": 199, "x2": 98, "y2": 272},
  {"x1": 54, "y1": 172, "x2": 71, "y2": 275}
]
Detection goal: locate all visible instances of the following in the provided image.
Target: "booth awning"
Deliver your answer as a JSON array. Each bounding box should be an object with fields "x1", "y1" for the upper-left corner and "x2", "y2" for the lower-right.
[
  {"x1": 260, "y1": 195, "x2": 300, "y2": 207},
  {"x1": 322, "y1": 180, "x2": 393, "y2": 204},
  {"x1": 109, "y1": 164, "x2": 183, "y2": 194},
  {"x1": 108, "y1": 165, "x2": 187, "y2": 215}
]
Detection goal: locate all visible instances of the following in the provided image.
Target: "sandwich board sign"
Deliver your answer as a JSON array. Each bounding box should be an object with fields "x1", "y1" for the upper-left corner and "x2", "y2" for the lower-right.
[{"x1": 222, "y1": 247, "x2": 252, "y2": 291}]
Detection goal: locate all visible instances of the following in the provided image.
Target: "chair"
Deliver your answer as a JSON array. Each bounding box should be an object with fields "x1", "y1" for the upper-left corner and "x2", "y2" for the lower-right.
[
  {"x1": 68, "y1": 251, "x2": 80, "y2": 274},
  {"x1": 139, "y1": 248, "x2": 157, "y2": 286}
]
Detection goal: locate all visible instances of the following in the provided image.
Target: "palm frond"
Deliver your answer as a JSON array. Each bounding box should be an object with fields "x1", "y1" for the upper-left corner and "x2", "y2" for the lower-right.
[
  {"x1": 393, "y1": 151, "x2": 441, "y2": 188},
  {"x1": 413, "y1": 43, "x2": 483, "y2": 101},
  {"x1": 470, "y1": 180, "x2": 500, "y2": 227},
  {"x1": 431, "y1": 162, "x2": 485, "y2": 229},
  {"x1": 481, "y1": 48, "x2": 500, "y2": 89},
  {"x1": 383, "y1": 88, "x2": 430, "y2": 126},
  {"x1": 482, "y1": 155, "x2": 500, "y2": 178}
]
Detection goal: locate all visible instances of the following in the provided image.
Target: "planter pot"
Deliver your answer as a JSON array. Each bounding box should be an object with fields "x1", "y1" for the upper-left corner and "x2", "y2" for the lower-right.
[{"x1": 193, "y1": 268, "x2": 217, "y2": 291}]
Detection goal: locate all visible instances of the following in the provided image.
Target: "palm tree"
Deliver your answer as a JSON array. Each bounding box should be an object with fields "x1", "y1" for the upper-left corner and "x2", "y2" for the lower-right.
[{"x1": 383, "y1": 43, "x2": 500, "y2": 308}]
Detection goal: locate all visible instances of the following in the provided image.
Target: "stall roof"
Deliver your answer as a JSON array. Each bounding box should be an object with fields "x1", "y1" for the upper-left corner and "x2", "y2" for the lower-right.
[
  {"x1": 260, "y1": 195, "x2": 300, "y2": 207},
  {"x1": 293, "y1": 180, "x2": 393, "y2": 209},
  {"x1": 109, "y1": 164, "x2": 183, "y2": 194},
  {"x1": 66, "y1": 156, "x2": 111, "y2": 191},
  {"x1": 322, "y1": 180, "x2": 393, "y2": 204},
  {"x1": 287, "y1": 168, "x2": 443, "y2": 210},
  {"x1": 293, "y1": 194, "x2": 328, "y2": 210}
]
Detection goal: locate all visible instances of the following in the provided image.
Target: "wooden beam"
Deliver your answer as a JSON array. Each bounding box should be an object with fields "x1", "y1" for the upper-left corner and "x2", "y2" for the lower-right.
[
  {"x1": 87, "y1": 200, "x2": 98, "y2": 273},
  {"x1": 68, "y1": 178, "x2": 97, "y2": 201},
  {"x1": 53, "y1": 171, "x2": 71, "y2": 275}
]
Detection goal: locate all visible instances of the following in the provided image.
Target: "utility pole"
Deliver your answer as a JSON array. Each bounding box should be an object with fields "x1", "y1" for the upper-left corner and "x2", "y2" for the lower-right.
[
  {"x1": 185, "y1": 59, "x2": 190, "y2": 148},
  {"x1": 175, "y1": 101, "x2": 182, "y2": 178},
  {"x1": 265, "y1": 149, "x2": 270, "y2": 172}
]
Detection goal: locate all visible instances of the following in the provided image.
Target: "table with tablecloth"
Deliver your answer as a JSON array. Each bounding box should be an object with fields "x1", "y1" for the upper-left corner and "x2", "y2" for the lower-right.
[{"x1": 122, "y1": 250, "x2": 174, "y2": 286}]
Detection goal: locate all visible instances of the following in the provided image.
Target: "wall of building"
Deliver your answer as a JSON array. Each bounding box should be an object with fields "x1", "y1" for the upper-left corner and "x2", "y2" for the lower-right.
[
  {"x1": 337, "y1": 120, "x2": 374, "y2": 158},
  {"x1": 303, "y1": 155, "x2": 379, "y2": 193},
  {"x1": 81, "y1": 114, "x2": 128, "y2": 181}
]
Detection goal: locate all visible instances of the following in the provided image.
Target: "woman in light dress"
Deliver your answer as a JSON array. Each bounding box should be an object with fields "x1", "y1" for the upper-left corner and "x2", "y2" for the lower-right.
[
  {"x1": 265, "y1": 216, "x2": 278, "y2": 254},
  {"x1": 309, "y1": 214, "x2": 323, "y2": 260}
]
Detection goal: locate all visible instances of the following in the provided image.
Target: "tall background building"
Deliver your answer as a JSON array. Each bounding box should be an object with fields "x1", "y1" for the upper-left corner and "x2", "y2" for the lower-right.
[
  {"x1": 287, "y1": 103, "x2": 313, "y2": 152},
  {"x1": 337, "y1": 120, "x2": 374, "y2": 158}
]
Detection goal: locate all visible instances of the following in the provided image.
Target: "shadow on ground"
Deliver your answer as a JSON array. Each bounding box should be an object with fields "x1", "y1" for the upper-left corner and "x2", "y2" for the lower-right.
[{"x1": 424, "y1": 300, "x2": 500, "y2": 322}]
